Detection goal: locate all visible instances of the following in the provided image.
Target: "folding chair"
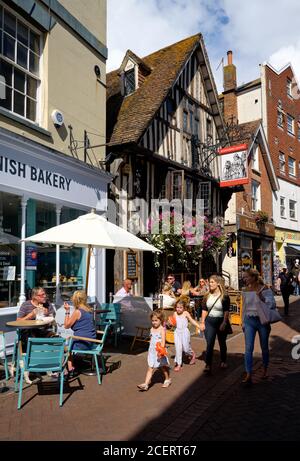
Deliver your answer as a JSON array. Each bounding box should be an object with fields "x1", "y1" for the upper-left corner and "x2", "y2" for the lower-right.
[
  {"x1": 130, "y1": 326, "x2": 151, "y2": 351},
  {"x1": 97, "y1": 303, "x2": 122, "y2": 347},
  {"x1": 69, "y1": 322, "x2": 110, "y2": 385},
  {"x1": 17, "y1": 337, "x2": 68, "y2": 409}
]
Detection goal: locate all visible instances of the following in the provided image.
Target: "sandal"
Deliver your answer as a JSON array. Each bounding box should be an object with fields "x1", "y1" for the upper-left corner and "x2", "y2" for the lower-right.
[
  {"x1": 162, "y1": 379, "x2": 172, "y2": 388},
  {"x1": 220, "y1": 362, "x2": 228, "y2": 369},
  {"x1": 137, "y1": 383, "x2": 149, "y2": 391},
  {"x1": 174, "y1": 365, "x2": 181, "y2": 372},
  {"x1": 241, "y1": 374, "x2": 252, "y2": 385},
  {"x1": 203, "y1": 365, "x2": 211, "y2": 373}
]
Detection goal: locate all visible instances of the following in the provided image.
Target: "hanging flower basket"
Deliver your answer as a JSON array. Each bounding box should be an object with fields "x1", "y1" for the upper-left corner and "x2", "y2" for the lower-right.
[{"x1": 254, "y1": 210, "x2": 269, "y2": 226}]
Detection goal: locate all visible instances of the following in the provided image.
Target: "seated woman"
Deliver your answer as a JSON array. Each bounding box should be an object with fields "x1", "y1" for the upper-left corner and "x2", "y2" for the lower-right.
[
  {"x1": 160, "y1": 283, "x2": 176, "y2": 321},
  {"x1": 191, "y1": 278, "x2": 209, "y2": 320},
  {"x1": 64, "y1": 290, "x2": 96, "y2": 376}
]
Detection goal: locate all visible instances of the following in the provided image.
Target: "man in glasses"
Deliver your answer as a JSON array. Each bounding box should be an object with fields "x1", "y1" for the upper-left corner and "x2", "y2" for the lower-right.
[
  {"x1": 16, "y1": 287, "x2": 56, "y2": 383},
  {"x1": 166, "y1": 274, "x2": 181, "y2": 296}
]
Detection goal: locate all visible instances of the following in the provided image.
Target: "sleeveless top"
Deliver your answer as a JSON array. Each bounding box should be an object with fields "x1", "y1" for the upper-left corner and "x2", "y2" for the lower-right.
[
  {"x1": 72, "y1": 308, "x2": 96, "y2": 339},
  {"x1": 175, "y1": 313, "x2": 189, "y2": 331}
]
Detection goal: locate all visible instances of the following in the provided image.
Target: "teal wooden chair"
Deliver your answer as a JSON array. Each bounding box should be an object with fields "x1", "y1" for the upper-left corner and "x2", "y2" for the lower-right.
[
  {"x1": 97, "y1": 303, "x2": 122, "y2": 347},
  {"x1": 17, "y1": 337, "x2": 68, "y2": 410},
  {"x1": 70, "y1": 322, "x2": 110, "y2": 385},
  {"x1": 0, "y1": 331, "x2": 9, "y2": 381}
]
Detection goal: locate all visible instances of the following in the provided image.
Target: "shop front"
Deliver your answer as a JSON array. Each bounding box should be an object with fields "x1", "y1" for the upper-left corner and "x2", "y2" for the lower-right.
[
  {"x1": 237, "y1": 214, "x2": 275, "y2": 287},
  {"x1": 0, "y1": 128, "x2": 111, "y2": 315},
  {"x1": 275, "y1": 229, "x2": 300, "y2": 271}
]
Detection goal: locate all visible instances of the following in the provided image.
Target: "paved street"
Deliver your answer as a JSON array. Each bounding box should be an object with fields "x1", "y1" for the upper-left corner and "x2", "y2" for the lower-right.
[{"x1": 0, "y1": 296, "x2": 300, "y2": 442}]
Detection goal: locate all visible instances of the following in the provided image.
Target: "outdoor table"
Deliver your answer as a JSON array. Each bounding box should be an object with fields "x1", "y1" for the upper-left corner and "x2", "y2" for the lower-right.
[{"x1": 6, "y1": 318, "x2": 55, "y2": 391}]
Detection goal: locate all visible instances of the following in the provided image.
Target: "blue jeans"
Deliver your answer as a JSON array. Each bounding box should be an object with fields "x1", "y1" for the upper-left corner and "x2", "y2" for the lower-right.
[{"x1": 243, "y1": 315, "x2": 271, "y2": 374}]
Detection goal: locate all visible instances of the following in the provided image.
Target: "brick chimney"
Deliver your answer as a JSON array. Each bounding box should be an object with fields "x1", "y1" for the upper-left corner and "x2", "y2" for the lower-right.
[{"x1": 223, "y1": 50, "x2": 238, "y2": 123}]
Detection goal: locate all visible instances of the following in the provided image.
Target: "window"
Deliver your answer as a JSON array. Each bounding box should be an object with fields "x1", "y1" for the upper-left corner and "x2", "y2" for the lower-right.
[
  {"x1": 288, "y1": 157, "x2": 296, "y2": 176},
  {"x1": 183, "y1": 110, "x2": 188, "y2": 132},
  {"x1": 124, "y1": 69, "x2": 135, "y2": 96},
  {"x1": 172, "y1": 171, "x2": 184, "y2": 200},
  {"x1": 197, "y1": 182, "x2": 211, "y2": 216},
  {"x1": 287, "y1": 114, "x2": 294, "y2": 135},
  {"x1": 287, "y1": 78, "x2": 292, "y2": 97},
  {"x1": 206, "y1": 118, "x2": 212, "y2": 139},
  {"x1": 251, "y1": 180, "x2": 260, "y2": 211},
  {"x1": 280, "y1": 197, "x2": 286, "y2": 218},
  {"x1": 277, "y1": 110, "x2": 284, "y2": 128},
  {"x1": 252, "y1": 146, "x2": 259, "y2": 171},
  {"x1": 185, "y1": 178, "x2": 193, "y2": 199},
  {"x1": 289, "y1": 200, "x2": 296, "y2": 220},
  {"x1": 279, "y1": 152, "x2": 285, "y2": 174},
  {"x1": 0, "y1": 4, "x2": 41, "y2": 121}
]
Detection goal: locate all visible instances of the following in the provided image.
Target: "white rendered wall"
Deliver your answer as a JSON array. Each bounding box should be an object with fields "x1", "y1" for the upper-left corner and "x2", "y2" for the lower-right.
[{"x1": 237, "y1": 88, "x2": 261, "y2": 124}]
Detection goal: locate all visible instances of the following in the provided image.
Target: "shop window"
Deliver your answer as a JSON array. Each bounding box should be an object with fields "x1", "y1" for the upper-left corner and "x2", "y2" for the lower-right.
[
  {"x1": 0, "y1": 4, "x2": 41, "y2": 121},
  {"x1": 197, "y1": 182, "x2": 211, "y2": 216},
  {"x1": 0, "y1": 191, "x2": 21, "y2": 307}
]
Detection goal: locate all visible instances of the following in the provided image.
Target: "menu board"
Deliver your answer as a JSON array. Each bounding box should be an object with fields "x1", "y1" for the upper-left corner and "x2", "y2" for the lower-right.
[{"x1": 126, "y1": 252, "x2": 138, "y2": 279}]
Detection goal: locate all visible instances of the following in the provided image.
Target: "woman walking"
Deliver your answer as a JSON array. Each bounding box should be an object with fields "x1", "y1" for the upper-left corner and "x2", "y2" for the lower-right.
[
  {"x1": 200, "y1": 275, "x2": 231, "y2": 373},
  {"x1": 242, "y1": 269, "x2": 277, "y2": 385}
]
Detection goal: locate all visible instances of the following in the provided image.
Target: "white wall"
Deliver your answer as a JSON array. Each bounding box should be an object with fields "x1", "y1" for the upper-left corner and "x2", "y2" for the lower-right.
[
  {"x1": 237, "y1": 88, "x2": 261, "y2": 123},
  {"x1": 273, "y1": 178, "x2": 300, "y2": 230}
]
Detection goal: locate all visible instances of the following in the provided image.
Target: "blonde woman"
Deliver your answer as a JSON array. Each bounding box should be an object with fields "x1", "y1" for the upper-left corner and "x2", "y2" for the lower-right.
[
  {"x1": 161, "y1": 283, "x2": 176, "y2": 310},
  {"x1": 242, "y1": 269, "x2": 276, "y2": 385},
  {"x1": 64, "y1": 290, "x2": 96, "y2": 375},
  {"x1": 200, "y1": 275, "x2": 231, "y2": 373}
]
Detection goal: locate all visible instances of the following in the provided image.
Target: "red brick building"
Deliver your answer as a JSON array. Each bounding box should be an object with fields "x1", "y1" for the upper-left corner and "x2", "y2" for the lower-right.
[{"x1": 220, "y1": 52, "x2": 279, "y2": 288}]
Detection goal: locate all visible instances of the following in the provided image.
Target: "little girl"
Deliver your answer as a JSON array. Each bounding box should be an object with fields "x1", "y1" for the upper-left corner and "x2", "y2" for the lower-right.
[
  {"x1": 170, "y1": 300, "x2": 200, "y2": 371},
  {"x1": 137, "y1": 309, "x2": 171, "y2": 391}
]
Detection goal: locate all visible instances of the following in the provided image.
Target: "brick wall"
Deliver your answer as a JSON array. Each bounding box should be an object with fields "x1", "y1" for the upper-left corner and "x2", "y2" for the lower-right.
[{"x1": 265, "y1": 65, "x2": 300, "y2": 186}]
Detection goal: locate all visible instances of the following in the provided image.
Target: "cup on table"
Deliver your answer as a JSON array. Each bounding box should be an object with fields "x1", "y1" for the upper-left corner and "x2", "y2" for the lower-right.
[{"x1": 36, "y1": 306, "x2": 45, "y2": 320}]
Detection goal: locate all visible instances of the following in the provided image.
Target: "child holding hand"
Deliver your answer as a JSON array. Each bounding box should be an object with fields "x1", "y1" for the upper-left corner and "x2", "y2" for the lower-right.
[
  {"x1": 137, "y1": 309, "x2": 171, "y2": 391},
  {"x1": 169, "y1": 300, "x2": 200, "y2": 371}
]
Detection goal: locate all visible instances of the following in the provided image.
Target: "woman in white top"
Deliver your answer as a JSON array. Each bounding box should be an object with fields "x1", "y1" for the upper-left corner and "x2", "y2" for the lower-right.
[
  {"x1": 242, "y1": 269, "x2": 276, "y2": 385},
  {"x1": 200, "y1": 275, "x2": 231, "y2": 373}
]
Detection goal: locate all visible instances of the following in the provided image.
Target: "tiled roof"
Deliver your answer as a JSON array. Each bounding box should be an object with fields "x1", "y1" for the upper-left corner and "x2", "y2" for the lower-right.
[
  {"x1": 227, "y1": 119, "x2": 261, "y2": 147},
  {"x1": 107, "y1": 33, "x2": 202, "y2": 146}
]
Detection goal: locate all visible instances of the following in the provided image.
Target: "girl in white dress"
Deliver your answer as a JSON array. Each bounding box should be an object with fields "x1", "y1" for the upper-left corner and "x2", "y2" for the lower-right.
[
  {"x1": 137, "y1": 310, "x2": 171, "y2": 391},
  {"x1": 170, "y1": 300, "x2": 201, "y2": 371}
]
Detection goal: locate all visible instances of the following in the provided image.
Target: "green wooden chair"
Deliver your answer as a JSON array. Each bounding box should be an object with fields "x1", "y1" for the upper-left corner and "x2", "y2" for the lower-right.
[
  {"x1": 17, "y1": 337, "x2": 68, "y2": 409},
  {"x1": 69, "y1": 322, "x2": 110, "y2": 385},
  {"x1": 97, "y1": 303, "x2": 122, "y2": 347},
  {"x1": 0, "y1": 331, "x2": 9, "y2": 381}
]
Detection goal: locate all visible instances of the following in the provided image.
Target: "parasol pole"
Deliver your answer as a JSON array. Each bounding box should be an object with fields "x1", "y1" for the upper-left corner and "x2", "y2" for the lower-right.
[{"x1": 85, "y1": 244, "x2": 92, "y2": 293}]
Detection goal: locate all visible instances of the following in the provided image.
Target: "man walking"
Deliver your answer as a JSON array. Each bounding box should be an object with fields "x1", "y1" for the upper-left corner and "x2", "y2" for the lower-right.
[{"x1": 277, "y1": 267, "x2": 293, "y2": 316}]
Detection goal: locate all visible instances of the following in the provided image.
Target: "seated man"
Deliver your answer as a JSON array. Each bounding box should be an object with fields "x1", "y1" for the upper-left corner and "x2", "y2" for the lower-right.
[
  {"x1": 18, "y1": 287, "x2": 56, "y2": 341},
  {"x1": 115, "y1": 279, "x2": 133, "y2": 297},
  {"x1": 17, "y1": 287, "x2": 56, "y2": 383}
]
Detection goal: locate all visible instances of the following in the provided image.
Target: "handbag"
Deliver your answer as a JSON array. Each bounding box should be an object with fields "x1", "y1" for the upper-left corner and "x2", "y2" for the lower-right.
[{"x1": 256, "y1": 298, "x2": 282, "y2": 325}]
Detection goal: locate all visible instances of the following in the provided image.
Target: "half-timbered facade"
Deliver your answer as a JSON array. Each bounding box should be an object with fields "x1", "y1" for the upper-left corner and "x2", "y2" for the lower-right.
[{"x1": 106, "y1": 34, "x2": 231, "y2": 296}]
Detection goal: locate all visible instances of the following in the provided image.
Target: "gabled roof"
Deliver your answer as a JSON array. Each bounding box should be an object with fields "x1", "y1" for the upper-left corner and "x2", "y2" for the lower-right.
[
  {"x1": 238, "y1": 120, "x2": 279, "y2": 191},
  {"x1": 119, "y1": 50, "x2": 152, "y2": 74},
  {"x1": 107, "y1": 33, "x2": 226, "y2": 147}
]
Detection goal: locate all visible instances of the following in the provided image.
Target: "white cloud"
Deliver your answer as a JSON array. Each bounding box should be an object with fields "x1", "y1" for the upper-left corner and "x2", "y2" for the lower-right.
[{"x1": 107, "y1": 0, "x2": 300, "y2": 91}]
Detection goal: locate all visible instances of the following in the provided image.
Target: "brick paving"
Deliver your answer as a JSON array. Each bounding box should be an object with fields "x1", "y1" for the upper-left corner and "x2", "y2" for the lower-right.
[{"x1": 0, "y1": 295, "x2": 300, "y2": 441}]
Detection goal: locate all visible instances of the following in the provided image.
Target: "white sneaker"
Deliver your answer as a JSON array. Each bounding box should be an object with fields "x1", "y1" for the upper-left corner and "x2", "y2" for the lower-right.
[{"x1": 162, "y1": 379, "x2": 172, "y2": 388}]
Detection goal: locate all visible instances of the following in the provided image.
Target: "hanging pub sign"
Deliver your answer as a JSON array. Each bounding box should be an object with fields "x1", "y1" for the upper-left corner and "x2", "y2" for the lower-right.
[{"x1": 219, "y1": 144, "x2": 248, "y2": 187}]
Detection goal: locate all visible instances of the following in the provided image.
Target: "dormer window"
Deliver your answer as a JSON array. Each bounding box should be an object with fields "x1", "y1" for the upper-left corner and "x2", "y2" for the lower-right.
[{"x1": 124, "y1": 69, "x2": 135, "y2": 96}]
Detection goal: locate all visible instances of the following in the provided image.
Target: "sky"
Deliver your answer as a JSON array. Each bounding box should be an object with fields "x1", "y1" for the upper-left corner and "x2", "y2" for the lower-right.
[{"x1": 107, "y1": 0, "x2": 300, "y2": 92}]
